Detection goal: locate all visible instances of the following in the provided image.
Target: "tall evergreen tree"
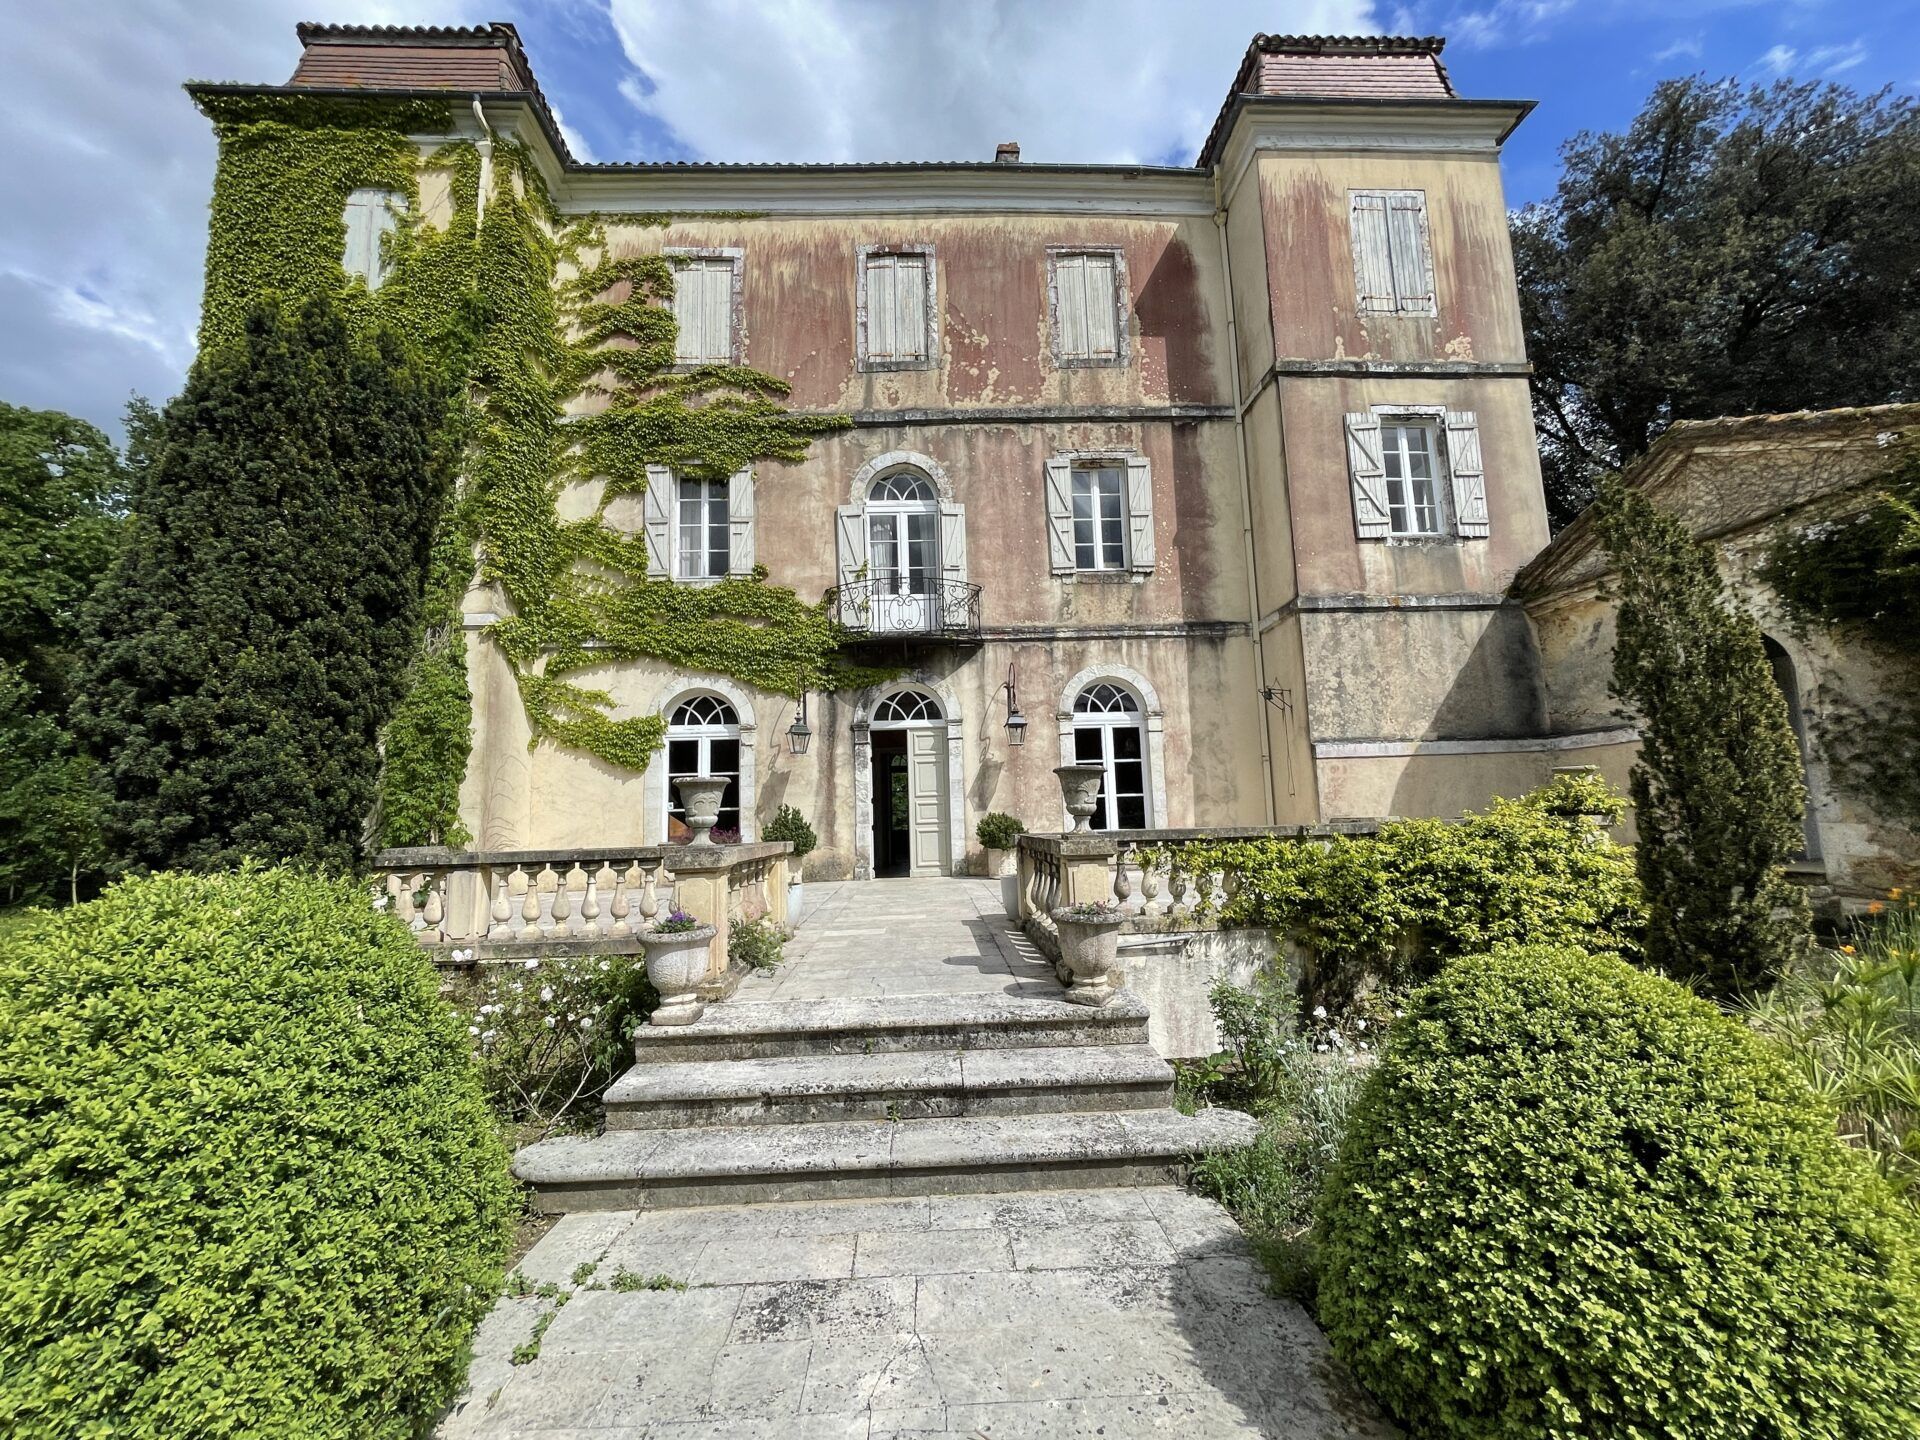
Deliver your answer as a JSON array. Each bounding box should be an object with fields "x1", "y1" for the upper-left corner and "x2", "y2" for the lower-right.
[
  {"x1": 73, "y1": 297, "x2": 446, "y2": 872},
  {"x1": 1593, "y1": 479, "x2": 1810, "y2": 997},
  {"x1": 1515, "y1": 77, "x2": 1920, "y2": 526}
]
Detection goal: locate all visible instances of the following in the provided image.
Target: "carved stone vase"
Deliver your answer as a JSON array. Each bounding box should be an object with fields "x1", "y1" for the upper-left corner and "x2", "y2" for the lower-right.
[
  {"x1": 1053, "y1": 764, "x2": 1106, "y2": 833},
  {"x1": 678, "y1": 775, "x2": 730, "y2": 847},
  {"x1": 641, "y1": 922, "x2": 717, "y2": 1026},
  {"x1": 1050, "y1": 906, "x2": 1125, "y2": 1007}
]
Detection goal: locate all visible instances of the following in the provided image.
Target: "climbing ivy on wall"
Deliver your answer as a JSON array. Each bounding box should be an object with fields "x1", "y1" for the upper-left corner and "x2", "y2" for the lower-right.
[{"x1": 194, "y1": 94, "x2": 883, "y2": 848}]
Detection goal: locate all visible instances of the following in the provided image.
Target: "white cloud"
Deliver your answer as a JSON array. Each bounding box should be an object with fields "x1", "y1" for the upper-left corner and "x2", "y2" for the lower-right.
[
  {"x1": 601, "y1": 0, "x2": 1381, "y2": 167},
  {"x1": 1758, "y1": 39, "x2": 1867, "y2": 80},
  {"x1": 0, "y1": 1, "x2": 487, "y2": 438},
  {"x1": 1652, "y1": 36, "x2": 1704, "y2": 64},
  {"x1": 1446, "y1": 0, "x2": 1575, "y2": 52},
  {"x1": 1761, "y1": 44, "x2": 1799, "y2": 74}
]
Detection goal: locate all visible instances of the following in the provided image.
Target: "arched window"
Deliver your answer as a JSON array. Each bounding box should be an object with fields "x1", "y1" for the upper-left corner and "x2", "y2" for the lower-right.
[
  {"x1": 1763, "y1": 637, "x2": 1821, "y2": 860},
  {"x1": 871, "y1": 688, "x2": 944, "y2": 725},
  {"x1": 1071, "y1": 681, "x2": 1148, "y2": 830},
  {"x1": 665, "y1": 694, "x2": 741, "y2": 841},
  {"x1": 866, "y1": 470, "x2": 941, "y2": 609}
]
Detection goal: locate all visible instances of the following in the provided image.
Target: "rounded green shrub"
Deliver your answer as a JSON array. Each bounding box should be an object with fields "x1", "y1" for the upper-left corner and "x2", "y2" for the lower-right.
[
  {"x1": 0, "y1": 868, "x2": 518, "y2": 1438},
  {"x1": 1316, "y1": 945, "x2": 1920, "y2": 1439},
  {"x1": 975, "y1": 811, "x2": 1025, "y2": 851}
]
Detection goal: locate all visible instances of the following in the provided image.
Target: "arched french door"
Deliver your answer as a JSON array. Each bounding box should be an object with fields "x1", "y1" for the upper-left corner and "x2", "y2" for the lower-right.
[
  {"x1": 865, "y1": 686, "x2": 952, "y2": 877},
  {"x1": 864, "y1": 471, "x2": 941, "y2": 632},
  {"x1": 1070, "y1": 681, "x2": 1151, "y2": 831},
  {"x1": 664, "y1": 693, "x2": 742, "y2": 842}
]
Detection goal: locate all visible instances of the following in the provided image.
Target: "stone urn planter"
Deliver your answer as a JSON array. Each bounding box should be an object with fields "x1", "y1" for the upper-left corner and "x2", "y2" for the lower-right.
[
  {"x1": 641, "y1": 920, "x2": 717, "y2": 1026},
  {"x1": 677, "y1": 775, "x2": 729, "y2": 847},
  {"x1": 787, "y1": 875, "x2": 805, "y2": 923},
  {"x1": 981, "y1": 847, "x2": 1016, "y2": 879},
  {"x1": 1053, "y1": 764, "x2": 1106, "y2": 833},
  {"x1": 1050, "y1": 903, "x2": 1125, "y2": 1007}
]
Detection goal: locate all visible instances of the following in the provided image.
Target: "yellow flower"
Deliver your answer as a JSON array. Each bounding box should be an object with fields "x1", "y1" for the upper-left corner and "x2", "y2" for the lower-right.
[
  {"x1": 1891, "y1": 887, "x2": 1904, "y2": 900},
  {"x1": 1840, "y1": 944, "x2": 1857, "y2": 955},
  {"x1": 1868, "y1": 901, "x2": 1886, "y2": 916}
]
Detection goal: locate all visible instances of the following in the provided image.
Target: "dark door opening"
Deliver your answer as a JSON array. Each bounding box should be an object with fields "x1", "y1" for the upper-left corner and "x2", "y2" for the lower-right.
[{"x1": 871, "y1": 729, "x2": 911, "y2": 878}]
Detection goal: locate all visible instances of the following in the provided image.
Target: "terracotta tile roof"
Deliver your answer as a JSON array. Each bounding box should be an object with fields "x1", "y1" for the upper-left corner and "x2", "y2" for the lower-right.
[{"x1": 1195, "y1": 34, "x2": 1461, "y2": 169}]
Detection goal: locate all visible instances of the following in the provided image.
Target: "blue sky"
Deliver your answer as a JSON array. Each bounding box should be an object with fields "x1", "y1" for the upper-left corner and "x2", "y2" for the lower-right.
[{"x1": 3, "y1": 0, "x2": 1917, "y2": 439}]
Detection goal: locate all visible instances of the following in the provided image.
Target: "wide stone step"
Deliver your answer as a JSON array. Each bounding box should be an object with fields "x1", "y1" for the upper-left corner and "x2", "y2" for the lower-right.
[
  {"x1": 514, "y1": 1106, "x2": 1258, "y2": 1212},
  {"x1": 604, "y1": 1043, "x2": 1175, "y2": 1129},
  {"x1": 631, "y1": 992, "x2": 1151, "y2": 1064}
]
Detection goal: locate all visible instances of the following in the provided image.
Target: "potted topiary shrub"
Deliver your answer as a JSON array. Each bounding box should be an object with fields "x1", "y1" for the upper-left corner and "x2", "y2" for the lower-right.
[
  {"x1": 640, "y1": 909, "x2": 715, "y2": 1026},
  {"x1": 1049, "y1": 899, "x2": 1126, "y2": 1007},
  {"x1": 763, "y1": 803, "x2": 817, "y2": 919},
  {"x1": 976, "y1": 811, "x2": 1025, "y2": 878}
]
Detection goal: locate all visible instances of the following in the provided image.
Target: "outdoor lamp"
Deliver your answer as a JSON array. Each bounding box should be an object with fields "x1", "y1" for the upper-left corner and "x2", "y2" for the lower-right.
[
  {"x1": 1002, "y1": 664, "x2": 1027, "y2": 747},
  {"x1": 787, "y1": 693, "x2": 812, "y2": 755}
]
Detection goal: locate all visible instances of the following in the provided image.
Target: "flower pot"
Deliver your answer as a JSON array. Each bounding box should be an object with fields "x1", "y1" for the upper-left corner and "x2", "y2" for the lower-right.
[
  {"x1": 982, "y1": 846, "x2": 1016, "y2": 879},
  {"x1": 1053, "y1": 764, "x2": 1106, "y2": 833},
  {"x1": 999, "y1": 872, "x2": 1021, "y2": 919},
  {"x1": 1050, "y1": 907, "x2": 1125, "y2": 1007},
  {"x1": 641, "y1": 923, "x2": 717, "y2": 1025},
  {"x1": 678, "y1": 775, "x2": 729, "y2": 847},
  {"x1": 787, "y1": 878, "x2": 805, "y2": 922}
]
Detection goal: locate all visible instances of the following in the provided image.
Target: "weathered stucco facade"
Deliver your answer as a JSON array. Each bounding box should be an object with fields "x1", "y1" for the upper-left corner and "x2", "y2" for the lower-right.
[
  {"x1": 234, "y1": 24, "x2": 1593, "y2": 878},
  {"x1": 1516, "y1": 405, "x2": 1920, "y2": 900}
]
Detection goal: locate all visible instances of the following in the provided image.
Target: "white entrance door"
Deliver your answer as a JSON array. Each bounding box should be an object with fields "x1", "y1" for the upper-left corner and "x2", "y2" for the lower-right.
[{"x1": 907, "y1": 727, "x2": 949, "y2": 876}]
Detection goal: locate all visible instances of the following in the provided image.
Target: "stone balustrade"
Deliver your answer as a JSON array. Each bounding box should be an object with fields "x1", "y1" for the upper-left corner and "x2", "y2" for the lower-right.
[{"x1": 373, "y1": 841, "x2": 791, "y2": 989}]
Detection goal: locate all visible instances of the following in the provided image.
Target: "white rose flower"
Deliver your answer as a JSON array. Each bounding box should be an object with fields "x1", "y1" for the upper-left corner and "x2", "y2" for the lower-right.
[
  {"x1": 1312, "y1": 1005, "x2": 1327, "y2": 1020},
  {"x1": 468, "y1": 1025, "x2": 480, "y2": 1036},
  {"x1": 545, "y1": 1015, "x2": 557, "y2": 1028},
  {"x1": 540, "y1": 987, "x2": 554, "y2": 1002},
  {"x1": 524, "y1": 958, "x2": 540, "y2": 970},
  {"x1": 580, "y1": 1018, "x2": 594, "y2": 1030}
]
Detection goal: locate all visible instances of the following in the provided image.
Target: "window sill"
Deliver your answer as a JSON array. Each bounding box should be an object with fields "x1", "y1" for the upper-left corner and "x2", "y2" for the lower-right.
[
  {"x1": 858, "y1": 357, "x2": 939, "y2": 373},
  {"x1": 1051, "y1": 356, "x2": 1130, "y2": 370},
  {"x1": 1063, "y1": 570, "x2": 1147, "y2": 584}
]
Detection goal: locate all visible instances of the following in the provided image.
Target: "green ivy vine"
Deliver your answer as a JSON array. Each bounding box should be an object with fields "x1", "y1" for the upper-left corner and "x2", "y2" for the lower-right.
[{"x1": 193, "y1": 93, "x2": 885, "y2": 847}]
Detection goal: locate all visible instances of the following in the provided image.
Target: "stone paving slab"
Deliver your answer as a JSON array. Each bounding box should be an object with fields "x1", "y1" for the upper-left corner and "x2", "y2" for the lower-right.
[{"x1": 438, "y1": 1187, "x2": 1397, "y2": 1439}]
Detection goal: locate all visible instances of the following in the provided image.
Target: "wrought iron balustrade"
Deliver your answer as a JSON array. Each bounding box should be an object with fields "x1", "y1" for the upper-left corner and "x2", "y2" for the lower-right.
[{"x1": 825, "y1": 576, "x2": 982, "y2": 642}]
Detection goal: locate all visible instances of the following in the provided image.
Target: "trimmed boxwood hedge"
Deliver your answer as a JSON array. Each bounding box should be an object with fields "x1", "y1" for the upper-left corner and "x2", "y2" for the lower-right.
[
  {"x1": 1316, "y1": 945, "x2": 1920, "y2": 1440},
  {"x1": 0, "y1": 868, "x2": 518, "y2": 1438}
]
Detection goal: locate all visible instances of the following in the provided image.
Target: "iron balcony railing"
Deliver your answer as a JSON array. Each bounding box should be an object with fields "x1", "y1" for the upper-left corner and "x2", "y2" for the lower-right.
[{"x1": 826, "y1": 576, "x2": 982, "y2": 642}]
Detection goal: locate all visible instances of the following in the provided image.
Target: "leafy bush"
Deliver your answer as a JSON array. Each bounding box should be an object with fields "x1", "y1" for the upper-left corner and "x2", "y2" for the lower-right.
[
  {"x1": 1317, "y1": 945, "x2": 1920, "y2": 1440},
  {"x1": 0, "y1": 868, "x2": 516, "y2": 1438},
  {"x1": 1747, "y1": 887, "x2": 1920, "y2": 1196},
  {"x1": 976, "y1": 811, "x2": 1025, "y2": 850},
  {"x1": 1165, "y1": 773, "x2": 1644, "y2": 1005},
  {"x1": 464, "y1": 950, "x2": 654, "y2": 1135},
  {"x1": 763, "y1": 803, "x2": 817, "y2": 860},
  {"x1": 728, "y1": 915, "x2": 786, "y2": 972}
]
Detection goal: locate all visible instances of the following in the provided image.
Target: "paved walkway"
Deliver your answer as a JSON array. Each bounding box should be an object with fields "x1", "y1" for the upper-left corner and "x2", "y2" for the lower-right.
[
  {"x1": 439, "y1": 1187, "x2": 1397, "y2": 1438},
  {"x1": 739, "y1": 878, "x2": 1060, "y2": 1004}
]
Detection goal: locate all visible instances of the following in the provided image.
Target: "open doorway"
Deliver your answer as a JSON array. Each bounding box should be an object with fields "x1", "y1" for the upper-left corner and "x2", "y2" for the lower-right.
[{"x1": 870, "y1": 730, "x2": 912, "y2": 877}]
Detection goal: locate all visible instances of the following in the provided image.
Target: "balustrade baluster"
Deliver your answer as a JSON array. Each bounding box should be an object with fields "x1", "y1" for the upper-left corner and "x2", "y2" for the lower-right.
[
  {"x1": 489, "y1": 869, "x2": 513, "y2": 940},
  {"x1": 519, "y1": 866, "x2": 540, "y2": 937},
  {"x1": 1207, "y1": 868, "x2": 1228, "y2": 915},
  {"x1": 1140, "y1": 855, "x2": 1164, "y2": 917},
  {"x1": 581, "y1": 864, "x2": 602, "y2": 936},
  {"x1": 1113, "y1": 847, "x2": 1134, "y2": 911},
  {"x1": 609, "y1": 862, "x2": 633, "y2": 937},
  {"x1": 549, "y1": 864, "x2": 575, "y2": 937},
  {"x1": 420, "y1": 871, "x2": 445, "y2": 940},
  {"x1": 394, "y1": 874, "x2": 420, "y2": 933}
]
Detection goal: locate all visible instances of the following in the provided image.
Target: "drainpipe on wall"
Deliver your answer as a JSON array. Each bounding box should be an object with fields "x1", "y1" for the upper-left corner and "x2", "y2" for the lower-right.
[
  {"x1": 1213, "y1": 202, "x2": 1278, "y2": 825},
  {"x1": 471, "y1": 96, "x2": 494, "y2": 230}
]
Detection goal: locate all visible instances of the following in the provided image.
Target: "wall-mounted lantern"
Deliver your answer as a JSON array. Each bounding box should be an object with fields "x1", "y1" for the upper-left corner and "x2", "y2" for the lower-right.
[
  {"x1": 787, "y1": 692, "x2": 812, "y2": 756},
  {"x1": 1001, "y1": 663, "x2": 1027, "y2": 747}
]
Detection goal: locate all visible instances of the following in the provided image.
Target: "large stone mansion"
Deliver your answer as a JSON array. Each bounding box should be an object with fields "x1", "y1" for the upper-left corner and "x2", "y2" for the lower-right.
[{"x1": 203, "y1": 23, "x2": 1633, "y2": 882}]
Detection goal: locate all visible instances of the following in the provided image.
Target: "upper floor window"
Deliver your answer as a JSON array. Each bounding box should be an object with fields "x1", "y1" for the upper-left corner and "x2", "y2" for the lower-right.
[
  {"x1": 1349, "y1": 190, "x2": 1435, "y2": 317},
  {"x1": 1343, "y1": 409, "x2": 1490, "y2": 542},
  {"x1": 667, "y1": 249, "x2": 742, "y2": 365},
  {"x1": 643, "y1": 464, "x2": 755, "y2": 579},
  {"x1": 859, "y1": 245, "x2": 937, "y2": 370},
  {"x1": 1048, "y1": 247, "x2": 1128, "y2": 367},
  {"x1": 342, "y1": 188, "x2": 406, "y2": 290},
  {"x1": 677, "y1": 476, "x2": 731, "y2": 580},
  {"x1": 1044, "y1": 453, "x2": 1156, "y2": 575}
]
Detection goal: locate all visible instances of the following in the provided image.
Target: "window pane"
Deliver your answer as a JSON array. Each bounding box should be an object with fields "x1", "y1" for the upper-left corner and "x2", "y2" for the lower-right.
[
  {"x1": 1115, "y1": 792, "x2": 1147, "y2": 829},
  {"x1": 1073, "y1": 727, "x2": 1104, "y2": 764},
  {"x1": 869, "y1": 513, "x2": 899, "y2": 582},
  {"x1": 1112, "y1": 726, "x2": 1144, "y2": 761}
]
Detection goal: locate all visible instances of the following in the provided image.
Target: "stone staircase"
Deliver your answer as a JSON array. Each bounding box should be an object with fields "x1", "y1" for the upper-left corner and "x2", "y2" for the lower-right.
[{"x1": 513, "y1": 991, "x2": 1257, "y2": 1211}]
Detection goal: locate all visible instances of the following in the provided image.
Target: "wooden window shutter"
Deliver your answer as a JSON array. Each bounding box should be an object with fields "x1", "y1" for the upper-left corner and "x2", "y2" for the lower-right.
[
  {"x1": 1444, "y1": 411, "x2": 1491, "y2": 538},
  {"x1": 1124, "y1": 454, "x2": 1155, "y2": 572},
  {"x1": 1350, "y1": 193, "x2": 1395, "y2": 314},
  {"x1": 671, "y1": 261, "x2": 702, "y2": 362},
  {"x1": 1083, "y1": 253, "x2": 1119, "y2": 359},
  {"x1": 727, "y1": 468, "x2": 756, "y2": 574},
  {"x1": 1055, "y1": 254, "x2": 1086, "y2": 358},
  {"x1": 866, "y1": 253, "x2": 895, "y2": 360},
  {"x1": 1043, "y1": 457, "x2": 1075, "y2": 573},
  {"x1": 939, "y1": 501, "x2": 967, "y2": 586},
  {"x1": 895, "y1": 253, "x2": 928, "y2": 360},
  {"x1": 1387, "y1": 193, "x2": 1434, "y2": 313},
  {"x1": 1344, "y1": 413, "x2": 1392, "y2": 540},
  {"x1": 703, "y1": 262, "x2": 731, "y2": 362},
  {"x1": 643, "y1": 464, "x2": 673, "y2": 577},
  {"x1": 342, "y1": 188, "x2": 402, "y2": 288},
  {"x1": 834, "y1": 503, "x2": 868, "y2": 586}
]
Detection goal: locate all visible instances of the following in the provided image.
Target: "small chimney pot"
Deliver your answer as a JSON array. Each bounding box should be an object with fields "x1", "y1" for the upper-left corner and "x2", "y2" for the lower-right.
[{"x1": 994, "y1": 141, "x2": 1020, "y2": 163}]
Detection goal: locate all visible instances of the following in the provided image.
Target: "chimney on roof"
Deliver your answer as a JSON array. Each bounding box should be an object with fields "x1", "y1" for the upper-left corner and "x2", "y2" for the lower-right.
[
  {"x1": 288, "y1": 21, "x2": 537, "y2": 93},
  {"x1": 994, "y1": 141, "x2": 1021, "y2": 163}
]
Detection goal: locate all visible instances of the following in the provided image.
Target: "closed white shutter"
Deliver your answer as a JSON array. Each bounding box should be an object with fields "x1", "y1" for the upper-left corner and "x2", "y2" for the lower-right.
[
  {"x1": 1043, "y1": 457, "x2": 1075, "y2": 573},
  {"x1": 1444, "y1": 411, "x2": 1491, "y2": 538},
  {"x1": 1055, "y1": 253, "x2": 1087, "y2": 359},
  {"x1": 1081, "y1": 252, "x2": 1118, "y2": 359},
  {"x1": 1387, "y1": 193, "x2": 1434, "y2": 313},
  {"x1": 727, "y1": 467, "x2": 756, "y2": 574},
  {"x1": 865, "y1": 252, "x2": 930, "y2": 363},
  {"x1": 939, "y1": 502, "x2": 967, "y2": 588},
  {"x1": 1344, "y1": 413, "x2": 1392, "y2": 540},
  {"x1": 342, "y1": 188, "x2": 403, "y2": 289},
  {"x1": 1124, "y1": 455, "x2": 1155, "y2": 572},
  {"x1": 867, "y1": 254, "x2": 896, "y2": 360},
  {"x1": 1350, "y1": 193, "x2": 1394, "y2": 313},
  {"x1": 643, "y1": 465, "x2": 673, "y2": 577},
  {"x1": 834, "y1": 503, "x2": 868, "y2": 586},
  {"x1": 673, "y1": 259, "x2": 734, "y2": 364}
]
